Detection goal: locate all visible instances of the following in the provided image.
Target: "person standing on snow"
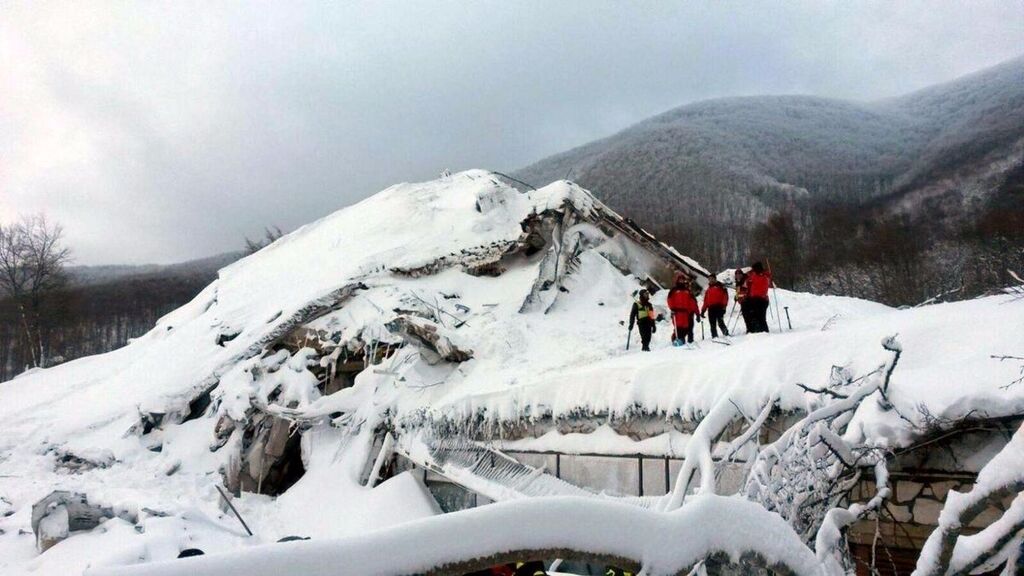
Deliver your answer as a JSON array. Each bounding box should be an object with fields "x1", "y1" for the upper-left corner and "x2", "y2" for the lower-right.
[
  {"x1": 628, "y1": 289, "x2": 657, "y2": 352},
  {"x1": 701, "y1": 278, "x2": 730, "y2": 338},
  {"x1": 745, "y1": 261, "x2": 772, "y2": 333},
  {"x1": 735, "y1": 268, "x2": 751, "y2": 333},
  {"x1": 667, "y1": 273, "x2": 699, "y2": 345}
]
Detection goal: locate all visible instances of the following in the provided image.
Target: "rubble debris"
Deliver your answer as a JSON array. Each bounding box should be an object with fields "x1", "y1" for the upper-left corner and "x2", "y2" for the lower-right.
[
  {"x1": 53, "y1": 447, "x2": 115, "y2": 472},
  {"x1": 390, "y1": 242, "x2": 519, "y2": 278},
  {"x1": 31, "y1": 491, "x2": 136, "y2": 552},
  {"x1": 215, "y1": 330, "x2": 241, "y2": 347},
  {"x1": 210, "y1": 414, "x2": 237, "y2": 451},
  {"x1": 387, "y1": 316, "x2": 473, "y2": 363},
  {"x1": 226, "y1": 411, "x2": 305, "y2": 496},
  {"x1": 465, "y1": 259, "x2": 506, "y2": 277}
]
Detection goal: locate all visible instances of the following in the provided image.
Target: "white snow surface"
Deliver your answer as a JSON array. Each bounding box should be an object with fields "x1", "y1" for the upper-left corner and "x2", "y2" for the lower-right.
[{"x1": 0, "y1": 170, "x2": 1022, "y2": 575}]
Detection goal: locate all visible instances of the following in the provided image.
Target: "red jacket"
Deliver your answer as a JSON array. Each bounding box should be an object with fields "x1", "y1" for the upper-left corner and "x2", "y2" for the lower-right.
[
  {"x1": 701, "y1": 284, "x2": 728, "y2": 312},
  {"x1": 666, "y1": 288, "x2": 699, "y2": 327},
  {"x1": 746, "y1": 271, "x2": 772, "y2": 299}
]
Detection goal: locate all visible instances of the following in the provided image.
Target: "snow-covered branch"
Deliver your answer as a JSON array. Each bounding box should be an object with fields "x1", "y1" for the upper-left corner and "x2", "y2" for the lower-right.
[
  {"x1": 913, "y1": 421, "x2": 1024, "y2": 576},
  {"x1": 815, "y1": 457, "x2": 891, "y2": 574},
  {"x1": 744, "y1": 338, "x2": 902, "y2": 544},
  {"x1": 88, "y1": 496, "x2": 824, "y2": 576}
]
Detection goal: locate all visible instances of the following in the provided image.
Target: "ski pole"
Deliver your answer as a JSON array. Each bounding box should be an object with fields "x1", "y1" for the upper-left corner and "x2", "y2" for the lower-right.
[
  {"x1": 700, "y1": 319, "x2": 705, "y2": 340},
  {"x1": 626, "y1": 326, "x2": 632, "y2": 350},
  {"x1": 784, "y1": 306, "x2": 792, "y2": 330},
  {"x1": 771, "y1": 288, "x2": 783, "y2": 332},
  {"x1": 767, "y1": 259, "x2": 783, "y2": 332},
  {"x1": 776, "y1": 296, "x2": 784, "y2": 331}
]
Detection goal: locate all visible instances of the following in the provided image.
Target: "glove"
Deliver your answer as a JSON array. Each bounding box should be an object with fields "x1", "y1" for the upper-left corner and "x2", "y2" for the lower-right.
[
  {"x1": 628, "y1": 323, "x2": 634, "y2": 331},
  {"x1": 652, "y1": 325, "x2": 657, "y2": 334}
]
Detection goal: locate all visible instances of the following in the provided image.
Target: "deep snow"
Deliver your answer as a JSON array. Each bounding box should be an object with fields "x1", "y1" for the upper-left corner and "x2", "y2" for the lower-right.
[{"x1": 0, "y1": 170, "x2": 1022, "y2": 575}]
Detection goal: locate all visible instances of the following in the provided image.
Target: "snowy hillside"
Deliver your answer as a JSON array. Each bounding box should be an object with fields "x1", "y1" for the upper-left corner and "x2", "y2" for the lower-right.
[
  {"x1": 513, "y1": 56, "x2": 1024, "y2": 269},
  {"x1": 0, "y1": 171, "x2": 1022, "y2": 576}
]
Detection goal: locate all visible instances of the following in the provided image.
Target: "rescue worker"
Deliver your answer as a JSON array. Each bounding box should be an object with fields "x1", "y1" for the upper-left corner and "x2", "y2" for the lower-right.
[
  {"x1": 735, "y1": 268, "x2": 751, "y2": 333},
  {"x1": 701, "y1": 278, "x2": 730, "y2": 338},
  {"x1": 745, "y1": 261, "x2": 772, "y2": 333},
  {"x1": 666, "y1": 273, "x2": 699, "y2": 345},
  {"x1": 628, "y1": 289, "x2": 657, "y2": 351}
]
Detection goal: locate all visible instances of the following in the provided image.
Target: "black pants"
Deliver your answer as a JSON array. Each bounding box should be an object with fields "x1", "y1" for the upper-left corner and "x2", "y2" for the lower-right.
[
  {"x1": 675, "y1": 324, "x2": 694, "y2": 343},
  {"x1": 707, "y1": 306, "x2": 729, "y2": 338},
  {"x1": 638, "y1": 322, "x2": 653, "y2": 351},
  {"x1": 748, "y1": 297, "x2": 770, "y2": 333}
]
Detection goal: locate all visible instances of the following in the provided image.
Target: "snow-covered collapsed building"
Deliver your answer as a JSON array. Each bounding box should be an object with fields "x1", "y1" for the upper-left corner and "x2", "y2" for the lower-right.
[{"x1": 0, "y1": 170, "x2": 1022, "y2": 576}]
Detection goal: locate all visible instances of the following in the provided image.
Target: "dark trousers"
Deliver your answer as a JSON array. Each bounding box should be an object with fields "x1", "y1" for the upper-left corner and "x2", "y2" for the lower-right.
[
  {"x1": 638, "y1": 323, "x2": 653, "y2": 351},
  {"x1": 675, "y1": 324, "x2": 694, "y2": 343},
  {"x1": 748, "y1": 297, "x2": 770, "y2": 333},
  {"x1": 707, "y1": 306, "x2": 729, "y2": 338}
]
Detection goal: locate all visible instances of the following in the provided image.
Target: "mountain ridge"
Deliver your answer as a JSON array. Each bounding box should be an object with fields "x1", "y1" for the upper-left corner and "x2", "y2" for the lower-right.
[
  {"x1": 513, "y1": 55, "x2": 1024, "y2": 275},
  {"x1": 512, "y1": 55, "x2": 1024, "y2": 303}
]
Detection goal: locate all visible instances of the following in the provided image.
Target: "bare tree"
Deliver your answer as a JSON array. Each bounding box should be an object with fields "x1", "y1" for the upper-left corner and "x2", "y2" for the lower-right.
[
  {"x1": 244, "y1": 225, "x2": 284, "y2": 255},
  {"x1": 0, "y1": 215, "x2": 71, "y2": 368}
]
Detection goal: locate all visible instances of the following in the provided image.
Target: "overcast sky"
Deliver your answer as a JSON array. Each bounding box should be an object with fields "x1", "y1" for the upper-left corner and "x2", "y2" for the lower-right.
[{"x1": 2, "y1": 2, "x2": 1022, "y2": 265}]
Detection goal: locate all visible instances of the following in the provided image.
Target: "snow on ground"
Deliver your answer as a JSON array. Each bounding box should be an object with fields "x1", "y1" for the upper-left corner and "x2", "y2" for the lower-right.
[{"x1": 0, "y1": 170, "x2": 1022, "y2": 575}]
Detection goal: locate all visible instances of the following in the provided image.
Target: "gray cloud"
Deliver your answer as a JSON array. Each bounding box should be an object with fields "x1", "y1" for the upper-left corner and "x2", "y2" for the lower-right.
[{"x1": 2, "y1": 1, "x2": 1022, "y2": 264}]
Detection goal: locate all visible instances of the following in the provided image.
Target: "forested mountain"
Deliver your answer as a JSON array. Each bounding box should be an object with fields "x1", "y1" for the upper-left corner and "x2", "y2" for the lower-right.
[
  {"x1": 65, "y1": 252, "x2": 241, "y2": 286},
  {"x1": 0, "y1": 252, "x2": 242, "y2": 382},
  {"x1": 514, "y1": 56, "x2": 1024, "y2": 303}
]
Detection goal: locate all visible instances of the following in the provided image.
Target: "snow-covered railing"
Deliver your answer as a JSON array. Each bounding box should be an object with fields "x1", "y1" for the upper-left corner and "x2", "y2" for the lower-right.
[{"x1": 395, "y1": 433, "x2": 598, "y2": 502}]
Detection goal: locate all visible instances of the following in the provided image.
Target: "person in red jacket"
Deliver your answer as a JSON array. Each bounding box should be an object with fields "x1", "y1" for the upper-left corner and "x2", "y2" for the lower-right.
[
  {"x1": 666, "y1": 273, "x2": 700, "y2": 345},
  {"x1": 734, "y1": 269, "x2": 751, "y2": 333},
  {"x1": 700, "y1": 278, "x2": 730, "y2": 338},
  {"x1": 745, "y1": 261, "x2": 772, "y2": 333}
]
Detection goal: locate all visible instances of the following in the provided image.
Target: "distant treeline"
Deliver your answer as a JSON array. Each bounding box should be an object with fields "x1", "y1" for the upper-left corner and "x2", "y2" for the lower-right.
[
  {"x1": 0, "y1": 270, "x2": 218, "y2": 382},
  {"x1": 744, "y1": 169, "x2": 1024, "y2": 306}
]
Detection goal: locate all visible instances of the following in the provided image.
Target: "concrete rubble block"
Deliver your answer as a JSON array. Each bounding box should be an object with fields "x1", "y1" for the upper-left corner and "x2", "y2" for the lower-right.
[
  {"x1": 387, "y1": 316, "x2": 473, "y2": 362},
  {"x1": 31, "y1": 491, "x2": 136, "y2": 553},
  {"x1": 264, "y1": 416, "x2": 292, "y2": 460}
]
